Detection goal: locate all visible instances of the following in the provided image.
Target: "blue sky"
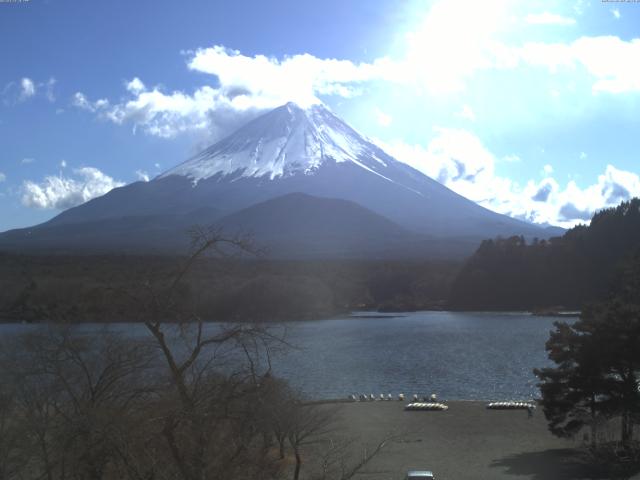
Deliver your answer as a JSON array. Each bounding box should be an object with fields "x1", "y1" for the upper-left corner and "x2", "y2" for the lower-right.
[{"x1": 1, "y1": 0, "x2": 640, "y2": 231}]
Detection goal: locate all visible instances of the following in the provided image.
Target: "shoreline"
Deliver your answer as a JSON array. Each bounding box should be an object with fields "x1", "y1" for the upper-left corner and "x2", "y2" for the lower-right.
[
  {"x1": 305, "y1": 398, "x2": 539, "y2": 406},
  {"x1": 0, "y1": 308, "x2": 580, "y2": 325}
]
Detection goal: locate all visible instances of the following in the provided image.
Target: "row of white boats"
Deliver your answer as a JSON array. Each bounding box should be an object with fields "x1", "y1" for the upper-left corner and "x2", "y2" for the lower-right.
[
  {"x1": 486, "y1": 401, "x2": 536, "y2": 410},
  {"x1": 347, "y1": 394, "x2": 537, "y2": 411},
  {"x1": 405, "y1": 402, "x2": 449, "y2": 411},
  {"x1": 348, "y1": 394, "x2": 439, "y2": 402},
  {"x1": 403, "y1": 401, "x2": 535, "y2": 412}
]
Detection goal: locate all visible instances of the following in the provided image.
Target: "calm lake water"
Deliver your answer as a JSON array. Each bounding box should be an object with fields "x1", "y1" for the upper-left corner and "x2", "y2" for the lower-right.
[
  {"x1": 0, "y1": 311, "x2": 568, "y2": 401},
  {"x1": 275, "y1": 311, "x2": 567, "y2": 401}
]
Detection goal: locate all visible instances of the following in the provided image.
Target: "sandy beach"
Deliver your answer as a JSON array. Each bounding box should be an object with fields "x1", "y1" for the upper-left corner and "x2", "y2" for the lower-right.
[{"x1": 325, "y1": 400, "x2": 602, "y2": 480}]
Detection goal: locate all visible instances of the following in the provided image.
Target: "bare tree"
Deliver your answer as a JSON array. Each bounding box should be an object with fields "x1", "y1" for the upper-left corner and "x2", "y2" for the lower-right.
[
  {"x1": 129, "y1": 227, "x2": 288, "y2": 480},
  {"x1": 312, "y1": 434, "x2": 396, "y2": 480},
  {"x1": 0, "y1": 385, "x2": 28, "y2": 480},
  {"x1": 286, "y1": 403, "x2": 338, "y2": 480},
  {"x1": 1, "y1": 328, "x2": 157, "y2": 480}
]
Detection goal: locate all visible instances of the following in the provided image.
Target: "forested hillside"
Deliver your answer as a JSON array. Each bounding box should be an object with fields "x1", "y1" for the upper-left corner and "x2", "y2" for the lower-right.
[
  {"x1": 449, "y1": 198, "x2": 640, "y2": 310},
  {"x1": 0, "y1": 254, "x2": 459, "y2": 323}
]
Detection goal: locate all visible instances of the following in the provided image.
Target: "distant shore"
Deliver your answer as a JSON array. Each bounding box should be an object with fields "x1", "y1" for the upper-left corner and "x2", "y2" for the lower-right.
[
  {"x1": 0, "y1": 308, "x2": 583, "y2": 325},
  {"x1": 531, "y1": 310, "x2": 581, "y2": 318}
]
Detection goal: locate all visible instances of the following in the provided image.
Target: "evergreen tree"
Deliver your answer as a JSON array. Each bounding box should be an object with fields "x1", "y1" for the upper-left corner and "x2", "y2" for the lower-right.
[
  {"x1": 535, "y1": 247, "x2": 640, "y2": 448},
  {"x1": 534, "y1": 321, "x2": 611, "y2": 445},
  {"x1": 451, "y1": 197, "x2": 640, "y2": 310}
]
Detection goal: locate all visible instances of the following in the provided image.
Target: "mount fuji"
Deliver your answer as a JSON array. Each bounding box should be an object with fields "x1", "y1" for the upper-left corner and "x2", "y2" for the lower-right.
[{"x1": 0, "y1": 102, "x2": 560, "y2": 258}]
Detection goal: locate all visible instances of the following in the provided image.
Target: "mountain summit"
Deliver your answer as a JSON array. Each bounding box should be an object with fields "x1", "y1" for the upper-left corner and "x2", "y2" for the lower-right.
[
  {"x1": 0, "y1": 102, "x2": 558, "y2": 257},
  {"x1": 161, "y1": 102, "x2": 392, "y2": 182}
]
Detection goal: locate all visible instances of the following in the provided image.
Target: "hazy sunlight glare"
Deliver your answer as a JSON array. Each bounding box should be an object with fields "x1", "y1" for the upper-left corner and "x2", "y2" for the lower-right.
[{"x1": 404, "y1": 0, "x2": 513, "y2": 93}]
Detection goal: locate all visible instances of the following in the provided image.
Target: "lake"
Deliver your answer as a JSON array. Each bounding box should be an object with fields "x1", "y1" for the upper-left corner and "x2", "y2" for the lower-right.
[
  {"x1": 0, "y1": 311, "x2": 568, "y2": 401},
  {"x1": 274, "y1": 311, "x2": 565, "y2": 401}
]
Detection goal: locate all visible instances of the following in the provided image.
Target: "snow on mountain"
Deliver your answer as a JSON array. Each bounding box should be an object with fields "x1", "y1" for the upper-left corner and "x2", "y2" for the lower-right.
[
  {"x1": 151, "y1": 102, "x2": 550, "y2": 240},
  {"x1": 161, "y1": 102, "x2": 394, "y2": 183}
]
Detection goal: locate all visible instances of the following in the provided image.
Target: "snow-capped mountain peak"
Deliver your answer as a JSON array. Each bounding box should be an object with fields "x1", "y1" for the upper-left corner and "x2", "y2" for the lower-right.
[
  {"x1": 4, "y1": 101, "x2": 555, "y2": 253},
  {"x1": 160, "y1": 102, "x2": 390, "y2": 182}
]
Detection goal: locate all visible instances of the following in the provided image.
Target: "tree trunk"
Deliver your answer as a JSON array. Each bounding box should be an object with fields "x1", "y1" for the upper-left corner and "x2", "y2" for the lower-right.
[
  {"x1": 262, "y1": 432, "x2": 272, "y2": 452},
  {"x1": 293, "y1": 448, "x2": 301, "y2": 480},
  {"x1": 590, "y1": 396, "x2": 597, "y2": 448},
  {"x1": 622, "y1": 411, "x2": 631, "y2": 448}
]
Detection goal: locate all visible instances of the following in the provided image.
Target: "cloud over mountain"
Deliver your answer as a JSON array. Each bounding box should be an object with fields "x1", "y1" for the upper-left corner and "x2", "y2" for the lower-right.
[
  {"x1": 379, "y1": 134, "x2": 640, "y2": 228},
  {"x1": 22, "y1": 167, "x2": 124, "y2": 210},
  {"x1": 70, "y1": 47, "x2": 394, "y2": 141}
]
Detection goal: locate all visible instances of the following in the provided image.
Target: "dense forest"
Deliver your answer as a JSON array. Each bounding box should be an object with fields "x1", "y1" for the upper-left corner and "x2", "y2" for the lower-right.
[
  {"x1": 0, "y1": 253, "x2": 459, "y2": 323},
  {"x1": 450, "y1": 198, "x2": 640, "y2": 311}
]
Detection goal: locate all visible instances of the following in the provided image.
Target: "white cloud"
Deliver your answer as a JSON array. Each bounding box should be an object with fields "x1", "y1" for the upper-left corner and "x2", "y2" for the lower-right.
[
  {"x1": 573, "y1": 36, "x2": 640, "y2": 93},
  {"x1": 0, "y1": 172, "x2": 6, "y2": 183},
  {"x1": 378, "y1": 131, "x2": 640, "y2": 228},
  {"x1": 457, "y1": 105, "x2": 476, "y2": 121},
  {"x1": 580, "y1": 151, "x2": 587, "y2": 159},
  {"x1": 72, "y1": 92, "x2": 110, "y2": 112},
  {"x1": 401, "y1": 0, "x2": 512, "y2": 93},
  {"x1": 525, "y1": 12, "x2": 576, "y2": 26},
  {"x1": 71, "y1": 39, "x2": 425, "y2": 141},
  {"x1": 511, "y1": 36, "x2": 640, "y2": 93},
  {"x1": 21, "y1": 167, "x2": 125, "y2": 210},
  {"x1": 72, "y1": 45, "x2": 396, "y2": 140},
  {"x1": 378, "y1": 128, "x2": 503, "y2": 205},
  {"x1": 596, "y1": 165, "x2": 640, "y2": 204},
  {"x1": 531, "y1": 178, "x2": 558, "y2": 203},
  {"x1": 187, "y1": 45, "x2": 389, "y2": 106},
  {"x1": 73, "y1": 25, "x2": 640, "y2": 140},
  {"x1": 502, "y1": 154, "x2": 521, "y2": 163},
  {"x1": 396, "y1": 3, "x2": 640, "y2": 94},
  {"x1": 2, "y1": 76, "x2": 56, "y2": 104},
  {"x1": 573, "y1": 0, "x2": 588, "y2": 16},
  {"x1": 558, "y1": 202, "x2": 591, "y2": 222},
  {"x1": 135, "y1": 169, "x2": 150, "y2": 182},
  {"x1": 20, "y1": 78, "x2": 36, "y2": 100},
  {"x1": 72, "y1": 92, "x2": 93, "y2": 110},
  {"x1": 375, "y1": 107, "x2": 392, "y2": 127},
  {"x1": 74, "y1": 82, "x2": 260, "y2": 140},
  {"x1": 126, "y1": 77, "x2": 145, "y2": 94},
  {"x1": 373, "y1": 3, "x2": 636, "y2": 97},
  {"x1": 21, "y1": 158, "x2": 34, "y2": 165},
  {"x1": 44, "y1": 77, "x2": 56, "y2": 102}
]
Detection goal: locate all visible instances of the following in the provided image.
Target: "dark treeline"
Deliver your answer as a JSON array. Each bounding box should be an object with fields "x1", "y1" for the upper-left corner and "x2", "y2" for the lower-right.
[
  {"x1": 0, "y1": 253, "x2": 460, "y2": 323},
  {"x1": 450, "y1": 198, "x2": 640, "y2": 311}
]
